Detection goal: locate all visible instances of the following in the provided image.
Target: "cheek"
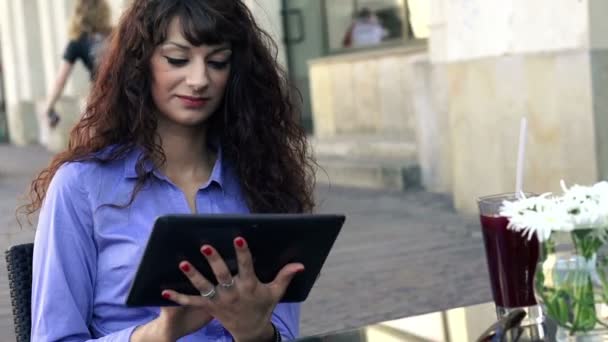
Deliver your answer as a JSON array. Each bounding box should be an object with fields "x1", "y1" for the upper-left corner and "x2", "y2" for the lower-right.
[
  {"x1": 150, "y1": 83, "x2": 163, "y2": 109},
  {"x1": 150, "y1": 62, "x2": 166, "y2": 100},
  {"x1": 151, "y1": 59, "x2": 181, "y2": 95},
  {"x1": 153, "y1": 71, "x2": 178, "y2": 92}
]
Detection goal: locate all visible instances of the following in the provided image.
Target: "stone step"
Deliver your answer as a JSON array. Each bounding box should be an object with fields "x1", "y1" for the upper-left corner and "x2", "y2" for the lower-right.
[{"x1": 311, "y1": 136, "x2": 421, "y2": 191}]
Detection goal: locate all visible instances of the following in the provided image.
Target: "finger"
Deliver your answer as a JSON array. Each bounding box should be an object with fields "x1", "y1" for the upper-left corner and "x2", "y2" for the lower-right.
[
  {"x1": 268, "y1": 263, "x2": 305, "y2": 299},
  {"x1": 178, "y1": 261, "x2": 216, "y2": 297},
  {"x1": 200, "y1": 245, "x2": 234, "y2": 289},
  {"x1": 234, "y1": 237, "x2": 256, "y2": 280},
  {"x1": 161, "y1": 289, "x2": 206, "y2": 307}
]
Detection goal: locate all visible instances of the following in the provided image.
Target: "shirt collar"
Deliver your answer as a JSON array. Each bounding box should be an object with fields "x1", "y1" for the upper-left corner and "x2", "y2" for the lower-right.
[{"x1": 123, "y1": 143, "x2": 226, "y2": 190}]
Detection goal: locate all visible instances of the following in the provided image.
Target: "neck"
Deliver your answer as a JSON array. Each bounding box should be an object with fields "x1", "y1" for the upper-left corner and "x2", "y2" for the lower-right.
[{"x1": 155, "y1": 121, "x2": 215, "y2": 181}]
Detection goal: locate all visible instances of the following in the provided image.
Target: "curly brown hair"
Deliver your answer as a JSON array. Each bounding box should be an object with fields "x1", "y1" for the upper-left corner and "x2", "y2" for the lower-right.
[
  {"x1": 68, "y1": 0, "x2": 113, "y2": 40},
  {"x1": 23, "y1": 0, "x2": 315, "y2": 218}
]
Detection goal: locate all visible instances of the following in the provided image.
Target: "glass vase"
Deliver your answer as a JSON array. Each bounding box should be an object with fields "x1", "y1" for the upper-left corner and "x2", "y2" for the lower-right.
[{"x1": 535, "y1": 229, "x2": 608, "y2": 341}]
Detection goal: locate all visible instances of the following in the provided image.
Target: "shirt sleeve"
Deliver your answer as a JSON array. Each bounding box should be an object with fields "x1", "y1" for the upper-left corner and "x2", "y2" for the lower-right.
[
  {"x1": 31, "y1": 163, "x2": 138, "y2": 341},
  {"x1": 62, "y1": 40, "x2": 81, "y2": 64},
  {"x1": 271, "y1": 303, "x2": 301, "y2": 340}
]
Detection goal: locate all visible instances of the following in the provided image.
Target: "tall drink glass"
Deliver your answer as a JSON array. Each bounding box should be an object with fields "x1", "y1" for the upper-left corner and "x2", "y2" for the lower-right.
[{"x1": 478, "y1": 193, "x2": 543, "y2": 325}]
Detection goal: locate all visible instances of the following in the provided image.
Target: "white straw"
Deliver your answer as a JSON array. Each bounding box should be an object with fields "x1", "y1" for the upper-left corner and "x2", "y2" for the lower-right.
[{"x1": 515, "y1": 117, "x2": 528, "y2": 198}]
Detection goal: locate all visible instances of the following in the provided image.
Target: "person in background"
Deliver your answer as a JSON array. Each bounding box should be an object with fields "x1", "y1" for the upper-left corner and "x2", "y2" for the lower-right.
[
  {"x1": 25, "y1": 0, "x2": 315, "y2": 340},
  {"x1": 43, "y1": 0, "x2": 112, "y2": 128},
  {"x1": 342, "y1": 7, "x2": 388, "y2": 48}
]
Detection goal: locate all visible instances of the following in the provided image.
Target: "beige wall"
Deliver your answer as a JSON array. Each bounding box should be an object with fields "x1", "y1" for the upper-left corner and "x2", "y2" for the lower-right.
[
  {"x1": 304, "y1": 0, "x2": 608, "y2": 210},
  {"x1": 309, "y1": 46, "x2": 425, "y2": 139},
  {"x1": 308, "y1": 44, "x2": 452, "y2": 193},
  {"x1": 434, "y1": 0, "x2": 589, "y2": 63},
  {"x1": 412, "y1": 61, "x2": 451, "y2": 193},
  {"x1": 307, "y1": 0, "x2": 608, "y2": 212},
  {"x1": 448, "y1": 52, "x2": 598, "y2": 213},
  {"x1": 424, "y1": 0, "x2": 608, "y2": 214}
]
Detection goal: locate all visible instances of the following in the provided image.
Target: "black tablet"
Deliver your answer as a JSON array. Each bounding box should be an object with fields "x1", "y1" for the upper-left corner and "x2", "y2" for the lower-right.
[{"x1": 126, "y1": 213, "x2": 345, "y2": 306}]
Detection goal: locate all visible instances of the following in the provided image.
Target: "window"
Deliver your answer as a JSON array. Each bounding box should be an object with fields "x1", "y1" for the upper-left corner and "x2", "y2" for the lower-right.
[{"x1": 324, "y1": 0, "x2": 429, "y2": 52}]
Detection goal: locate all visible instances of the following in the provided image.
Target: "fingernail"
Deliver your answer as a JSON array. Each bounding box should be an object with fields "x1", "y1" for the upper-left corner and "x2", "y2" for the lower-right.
[
  {"x1": 297, "y1": 268, "x2": 305, "y2": 273},
  {"x1": 235, "y1": 237, "x2": 245, "y2": 248},
  {"x1": 180, "y1": 263, "x2": 190, "y2": 272},
  {"x1": 162, "y1": 292, "x2": 171, "y2": 299},
  {"x1": 202, "y1": 246, "x2": 213, "y2": 256}
]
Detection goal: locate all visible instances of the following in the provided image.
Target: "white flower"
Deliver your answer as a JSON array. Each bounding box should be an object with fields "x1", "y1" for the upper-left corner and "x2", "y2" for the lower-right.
[
  {"x1": 499, "y1": 180, "x2": 608, "y2": 242},
  {"x1": 560, "y1": 181, "x2": 608, "y2": 229},
  {"x1": 525, "y1": 210, "x2": 571, "y2": 241},
  {"x1": 499, "y1": 193, "x2": 567, "y2": 241}
]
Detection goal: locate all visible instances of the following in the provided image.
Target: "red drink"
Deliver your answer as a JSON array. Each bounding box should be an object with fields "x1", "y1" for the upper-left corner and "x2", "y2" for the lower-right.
[{"x1": 480, "y1": 215, "x2": 539, "y2": 308}]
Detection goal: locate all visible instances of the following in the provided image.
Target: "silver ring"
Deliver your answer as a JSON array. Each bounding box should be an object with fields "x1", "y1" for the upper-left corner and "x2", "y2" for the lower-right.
[
  {"x1": 200, "y1": 287, "x2": 217, "y2": 300},
  {"x1": 219, "y1": 278, "x2": 235, "y2": 289}
]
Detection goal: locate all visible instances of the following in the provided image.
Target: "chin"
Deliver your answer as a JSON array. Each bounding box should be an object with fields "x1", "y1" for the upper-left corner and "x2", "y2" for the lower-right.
[
  {"x1": 177, "y1": 117, "x2": 210, "y2": 127},
  {"x1": 173, "y1": 111, "x2": 215, "y2": 126},
  {"x1": 158, "y1": 105, "x2": 219, "y2": 127}
]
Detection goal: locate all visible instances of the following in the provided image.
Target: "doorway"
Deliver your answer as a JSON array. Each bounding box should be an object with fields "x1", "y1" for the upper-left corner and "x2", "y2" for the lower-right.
[{"x1": 282, "y1": 0, "x2": 328, "y2": 134}]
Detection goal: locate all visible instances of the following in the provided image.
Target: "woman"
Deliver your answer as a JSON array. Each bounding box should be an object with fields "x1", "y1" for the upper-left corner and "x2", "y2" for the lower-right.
[
  {"x1": 25, "y1": 0, "x2": 315, "y2": 340},
  {"x1": 43, "y1": 0, "x2": 112, "y2": 127}
]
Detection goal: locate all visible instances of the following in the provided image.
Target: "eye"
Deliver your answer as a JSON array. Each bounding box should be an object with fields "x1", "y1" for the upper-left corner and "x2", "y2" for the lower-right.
[
  {"x1": 164, "y1": 56, "x2": 188, "y2": 66},
  {"x1": 208, "y1": 61, "x2": 230, "y2": 70}
]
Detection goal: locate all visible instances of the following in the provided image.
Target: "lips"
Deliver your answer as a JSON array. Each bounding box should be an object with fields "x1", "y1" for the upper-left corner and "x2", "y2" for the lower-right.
[{"x1": 176, "y1": 95, "x2": 209, "y2": 108}]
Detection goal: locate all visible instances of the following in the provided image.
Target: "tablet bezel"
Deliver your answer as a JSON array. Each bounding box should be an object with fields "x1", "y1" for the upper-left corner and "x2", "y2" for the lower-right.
[{"x1": 126, "y1": 213, "x2": 345, "y2": 307}]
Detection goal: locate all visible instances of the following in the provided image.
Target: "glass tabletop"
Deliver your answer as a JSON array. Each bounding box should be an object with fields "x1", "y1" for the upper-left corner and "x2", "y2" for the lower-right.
[{"x1": 295, "y1": 302, "x2": 556, "y2": 342}]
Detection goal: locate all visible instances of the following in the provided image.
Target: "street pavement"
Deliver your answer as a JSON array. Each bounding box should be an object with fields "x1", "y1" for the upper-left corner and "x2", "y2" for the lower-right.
[{"x1": 0, "y1": 144, "x2": 492, "y2": 340}]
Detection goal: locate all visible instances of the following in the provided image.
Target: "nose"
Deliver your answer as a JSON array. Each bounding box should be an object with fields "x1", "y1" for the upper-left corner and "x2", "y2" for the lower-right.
[{"x1": 185, "y1": 58, "x2": 209, "y2": 92}]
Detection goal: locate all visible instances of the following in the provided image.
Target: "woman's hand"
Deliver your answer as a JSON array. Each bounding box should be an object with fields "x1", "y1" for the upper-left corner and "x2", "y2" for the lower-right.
[
  {"x1": 131, "y1": 299, "x2": 213, "y2": 341},
  {"x1": 157, "y1": 303, "x2": 214, "y2": 340},
  {"x1": 46, "y1": 108, "x2": 60, "y2": 128},
  {"x1": 163, "y1": 237, "x2": 304, "y2": 342}
]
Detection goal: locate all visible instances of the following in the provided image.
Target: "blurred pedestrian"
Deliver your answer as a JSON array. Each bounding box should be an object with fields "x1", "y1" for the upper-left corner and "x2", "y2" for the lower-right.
[
  {"x1": 342, "y1": 7, "x2": 388, "y2": 48},
  {"x1": 43, "y1": 0, "x2": 112, "y2": 128}
]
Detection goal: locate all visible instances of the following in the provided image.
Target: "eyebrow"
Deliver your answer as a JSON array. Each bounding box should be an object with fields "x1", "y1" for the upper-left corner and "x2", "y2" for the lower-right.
[{"x1": 163, "y1": 41, "x2": 232, "y2": 55}]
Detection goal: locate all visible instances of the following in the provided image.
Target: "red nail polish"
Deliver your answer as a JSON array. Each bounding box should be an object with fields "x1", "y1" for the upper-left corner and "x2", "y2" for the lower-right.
[
  {"x1": 162, "y1": 292, "x2": 171, "y2": 299},
  {"x1": 180, "y1": 263, "x2": 190, "y2": 272},
  {"x1": 235, "y1": 238, "x2": 245, "y2": 248},
  {"x1": 202, "y1": 247, "x2": 213, "y2": 256}
]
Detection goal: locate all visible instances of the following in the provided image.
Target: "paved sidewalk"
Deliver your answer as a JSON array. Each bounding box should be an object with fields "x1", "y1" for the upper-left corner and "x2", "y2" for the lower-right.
[{"x1": 0, "y1": 144, "x2": 491, "y2": 340}]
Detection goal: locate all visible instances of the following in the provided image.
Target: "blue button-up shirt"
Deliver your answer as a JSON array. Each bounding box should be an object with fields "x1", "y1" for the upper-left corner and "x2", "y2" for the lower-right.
[{"x1": 31, "y1": 146, "x2": 300, "y2": 341}]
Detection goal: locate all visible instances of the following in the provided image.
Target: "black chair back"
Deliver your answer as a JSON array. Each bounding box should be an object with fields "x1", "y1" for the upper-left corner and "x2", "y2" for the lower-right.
[{"x1": 5, "y1": 243, "x2": 33, "y2": 342}]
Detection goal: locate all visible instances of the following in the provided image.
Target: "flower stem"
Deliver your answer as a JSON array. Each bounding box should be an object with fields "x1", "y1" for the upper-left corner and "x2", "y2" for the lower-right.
[{"x1": 569, "y1": 229, "x2": 602, "y2": 332}]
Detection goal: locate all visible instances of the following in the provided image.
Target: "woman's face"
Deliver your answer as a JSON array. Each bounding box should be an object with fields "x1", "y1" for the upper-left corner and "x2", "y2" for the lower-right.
[{"x1": 150, "y1": 17, "x2": 232, "y2": 128}]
